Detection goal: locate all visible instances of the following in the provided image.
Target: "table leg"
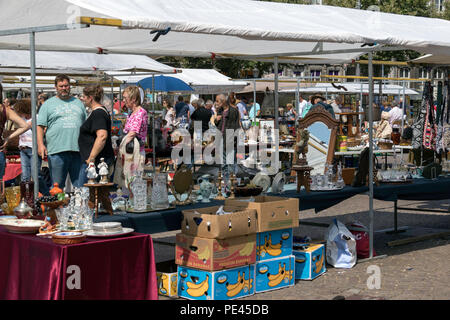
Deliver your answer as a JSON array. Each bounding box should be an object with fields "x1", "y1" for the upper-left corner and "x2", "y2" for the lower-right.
[{"x1": 381, "y1": 200, "x2": 408, "y2": 234}]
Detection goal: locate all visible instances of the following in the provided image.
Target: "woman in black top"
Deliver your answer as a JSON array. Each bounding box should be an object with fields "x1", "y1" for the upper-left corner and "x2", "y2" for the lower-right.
[{"x1": 79, "y1": 85, "x2": 114, "y2": 213}]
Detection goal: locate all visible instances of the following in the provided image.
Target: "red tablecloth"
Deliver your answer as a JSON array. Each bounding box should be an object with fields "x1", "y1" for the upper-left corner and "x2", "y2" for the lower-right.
[
  {"x1": 3, "y1": 163, "x2": 21, "y2": 181},
  {"x1": 0, "y1": 228, "x2": 158, "y2": 300}
]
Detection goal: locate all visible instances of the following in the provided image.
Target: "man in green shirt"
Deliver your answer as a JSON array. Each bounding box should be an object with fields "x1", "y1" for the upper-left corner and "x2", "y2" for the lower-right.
[{"x1": 37, "y1": 75, "x2": 87, "y2": 190}]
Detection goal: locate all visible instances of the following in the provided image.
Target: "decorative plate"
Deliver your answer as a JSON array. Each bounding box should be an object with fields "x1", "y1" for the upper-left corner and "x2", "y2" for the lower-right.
[
  {"x1": 251, "y1": 173, "x2": 271, "y2": 193},
  {"x1": 92, "y1": 222, "x2": 122, "y2": 231},
  {"x1": 1, "y1": 219, "x2": 45, "y2": 234},
  {"x1": 84, "y1": 227, "x2": 134, "y2": 238},
  {"x1": 271, "y1": 172, "x2": 286, "y2": 194}
]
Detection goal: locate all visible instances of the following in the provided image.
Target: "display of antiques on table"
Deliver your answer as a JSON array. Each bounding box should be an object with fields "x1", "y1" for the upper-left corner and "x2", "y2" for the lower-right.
[{"x1": 310, "y1": 163, "x2": 345, "y2": 191}]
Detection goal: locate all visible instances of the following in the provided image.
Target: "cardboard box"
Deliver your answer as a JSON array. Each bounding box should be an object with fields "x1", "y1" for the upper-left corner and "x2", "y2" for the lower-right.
[
  {"x1": 156, "y1": 260, "x2": 178, "y2": 297},
  {"x1": 255, "y1": 255, "x2": 295, "y2": 293},
  {"x1": 293, "y1": 243, "x2": 326, "y2": 280},
  {"x1": 225, "y1": 196, "x2": 299, "y2": 232},
  {"x1": 175, "y1": 233, "x2": 256, "y2": 271},
  {"x1": 257, "y1": 228, "x2": 293, "y2": 261},
  {"x1": 178, "y1": 264, "x2": 255, "y2": 300},
  {"x1": 181, "y1": 205, "x2": 258, "y2": 239}
]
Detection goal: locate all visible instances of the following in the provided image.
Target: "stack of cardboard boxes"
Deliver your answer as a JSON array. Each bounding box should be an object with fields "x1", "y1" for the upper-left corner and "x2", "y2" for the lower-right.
[
  {"x1": 226, "y1": 196, "x2": 299, "y2": 294},
  {"x1": 156, "y1": 195, "x2": 324, "y2": 300},
  {"x1": 176, "y1": 205, "x2": 259, "y2": 300}
]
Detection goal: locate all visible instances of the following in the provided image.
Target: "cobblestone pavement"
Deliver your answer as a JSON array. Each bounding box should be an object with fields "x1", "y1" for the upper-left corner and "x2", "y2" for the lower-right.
[{"x1": 153, "y1": 195, "x2": 450, "y2": 300}]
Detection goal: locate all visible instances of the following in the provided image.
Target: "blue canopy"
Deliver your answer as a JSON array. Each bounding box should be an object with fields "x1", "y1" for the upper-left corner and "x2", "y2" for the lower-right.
[{"x1": 137, "y1": 75, "x2": 193, "y2": 92}]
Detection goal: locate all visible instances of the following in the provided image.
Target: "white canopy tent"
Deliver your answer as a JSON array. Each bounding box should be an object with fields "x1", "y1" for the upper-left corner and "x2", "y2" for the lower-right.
[
  {"x1": 1, "y1": 0, "x2": 449, "y2": 57},
  {"x1": 1, "y1": 0, "x2": 450, "y2": 261},
  {"x1": 108, "y1": 69, "x2": 249, "y2": 94}
]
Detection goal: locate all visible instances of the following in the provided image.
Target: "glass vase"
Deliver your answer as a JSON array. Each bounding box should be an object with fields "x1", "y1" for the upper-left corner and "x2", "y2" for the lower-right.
[{"x1": 151, "y1": 173, "x2": 169, "y2": 209}]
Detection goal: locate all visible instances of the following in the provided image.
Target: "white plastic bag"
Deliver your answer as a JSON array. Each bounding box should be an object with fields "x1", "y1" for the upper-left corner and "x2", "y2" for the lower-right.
[{"x1": 325, "y1": 219, "x2": 357, "y2": 268}]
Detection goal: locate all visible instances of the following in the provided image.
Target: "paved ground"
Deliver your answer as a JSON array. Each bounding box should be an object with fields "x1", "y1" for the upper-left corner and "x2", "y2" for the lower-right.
[{"x1": 153, "y1": 193, "x2": 450, "y2": 300}]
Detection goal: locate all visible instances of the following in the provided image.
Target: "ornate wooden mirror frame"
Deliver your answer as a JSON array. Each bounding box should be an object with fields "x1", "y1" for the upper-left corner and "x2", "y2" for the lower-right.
[{"x1": 296, "y1": 106, "x2": 340, "y2": 166}]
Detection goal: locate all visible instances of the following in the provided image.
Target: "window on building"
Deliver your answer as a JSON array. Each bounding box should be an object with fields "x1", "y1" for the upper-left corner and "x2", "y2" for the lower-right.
[
  {"x1": 433, "y1": 0, "x2": 443, "y2": 11},
  {"x1": 434, "y1": 69, "x2": 443, "y2": 79},
  {"x1": 420, "y1": 68, "x2": 430, "y2": 79},
  {"x1": 310, "y1": 69, "x2": 321, "y2": 81},
  {"x1": 399, "y1": 68, "x2": 410, "y2": 79}
]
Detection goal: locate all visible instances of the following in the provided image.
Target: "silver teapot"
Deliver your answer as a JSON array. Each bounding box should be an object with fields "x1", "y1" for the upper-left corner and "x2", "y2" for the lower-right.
[{"x1": 14, "y1": 198, "x2": 33, "y2": 219}]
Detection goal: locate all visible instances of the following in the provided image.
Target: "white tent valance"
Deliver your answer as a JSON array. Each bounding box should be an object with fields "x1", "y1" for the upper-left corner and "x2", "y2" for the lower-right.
[
  {"x1": 0, "y1": 49, "x2": 176, "y2": 73},
  {"x1": 411, "y1": 54, "x2": 450, "y2": 65},
  {"x1": 279, "y1": 82, "x2": 420, "y2": 96},
  {"x1": 108, "y1": 69, "x2": 249, "y2": 94}
]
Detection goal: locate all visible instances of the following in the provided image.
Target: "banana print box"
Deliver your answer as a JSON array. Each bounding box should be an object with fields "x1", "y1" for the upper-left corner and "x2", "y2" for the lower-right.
[
  {"x1": 293, "y1": 243, "x2": 326, "y2": 280},
  {"x1": 176, "y1": 233, "x2": 256, "y2": 271},
  {"x1": 257, "y1": 228, "x2": 293, "y2": 261},
  {"x1": 156, "y1": 260, "x2": 178, "y2": 297},
  {"x1": 178, "y1": 265, "x2": 255, "y2": 300},
  {"x1": 255, "y1": 255, "x2": 295, "y2": 293}
]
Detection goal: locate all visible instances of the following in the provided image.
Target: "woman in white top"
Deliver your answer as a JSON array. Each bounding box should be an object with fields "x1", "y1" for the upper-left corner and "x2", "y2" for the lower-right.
[
  {"x1": 14, "y1": 99, "x2": 50, "y2": 194},
  {"x1": 163, "y1": 99, "x2": 175, "y2": 129}
]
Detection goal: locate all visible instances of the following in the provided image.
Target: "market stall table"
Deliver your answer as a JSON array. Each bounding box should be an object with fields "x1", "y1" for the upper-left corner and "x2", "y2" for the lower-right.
[
  {"x1": 0, "y1": 228, "x2": 158, "y2": 300},
  {"x1": 94, "y1": 177, "x2": 450, "y2": 236}
]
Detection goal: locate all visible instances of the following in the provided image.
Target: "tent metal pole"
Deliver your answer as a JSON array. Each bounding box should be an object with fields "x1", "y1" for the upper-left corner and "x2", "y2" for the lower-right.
[
  {"x1": 152, "y1": 75, "x2": 156, "y2": 172},
  {"x1": 253, "y1": 79, "x2": 257, "y2": 123},
  {"x1": 402, "y1": 80, "x2": 406, "y2": 134},
  {"x1": 233, "y1": 46, "x2": 405, "y2": 60},
  {"x1": 274, "y1": 57, "x2": 279, "y2": 129},
  {"x1": 111, "y1": 77, "x2": 114, "y2": 122},
  {"x1": 368, "y1": 51, "x2": 374, "y2": 260},
  {"x1": 295, "y1": 78, "x2": 299, "y2": 116},
  {"x1": 30, "y1": 31, "x2": 39, "y2": 199}
]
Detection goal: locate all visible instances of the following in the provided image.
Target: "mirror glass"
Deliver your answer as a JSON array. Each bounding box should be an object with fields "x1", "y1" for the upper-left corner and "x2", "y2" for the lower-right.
[{"x1": 306, "y1": 121, "x2": 332, "y2": 175}]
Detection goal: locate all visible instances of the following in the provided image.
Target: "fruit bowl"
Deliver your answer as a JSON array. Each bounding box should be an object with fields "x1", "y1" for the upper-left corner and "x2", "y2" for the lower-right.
[{"x1": 41, "y1": 199, "x2": 69, "y2": 209}]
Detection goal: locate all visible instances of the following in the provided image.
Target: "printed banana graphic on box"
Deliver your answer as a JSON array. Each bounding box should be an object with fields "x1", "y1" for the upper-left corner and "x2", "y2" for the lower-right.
[
  {"x1": 257, "y1": 229, "x2": 292, "y2": 260},
  {"x1": 267, "y1": 262, "x2": 293, "y2": 287},
  {"x1": 239, "y1": 241, "x2": 255, "y2": 256},
  {"x1": 158, "y1": 274, "x2": 168, "y2": 295},
  {"x1": 226, "y1": 271, "x2": 253, "y2": 297},
  {"x1": 255, "y1": 256, "x2": 295, "y2": 293},
  {"x1": 186, "y1": 274, "x2": 209, "y2": 297},
  {"x1": 313, "y1": 252, "x2": 324, "y2": 274},
  {"x1": 197, "y1": 246, "x2": 211, "y2": 261}
]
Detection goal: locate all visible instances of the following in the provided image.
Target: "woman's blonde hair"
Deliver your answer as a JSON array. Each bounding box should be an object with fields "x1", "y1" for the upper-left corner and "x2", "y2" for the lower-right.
[{"x1": 123, "y1": 86, "x2": 141, "y2": 106}]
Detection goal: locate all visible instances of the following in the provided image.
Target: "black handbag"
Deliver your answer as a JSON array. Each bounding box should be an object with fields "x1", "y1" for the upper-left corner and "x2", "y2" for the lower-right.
[
  {"x1": 126, "y1": 139, "x2": 135, "y2": 154},
  {"x1": 125, "y1": 137, "x2": 142, "y2": 154}
]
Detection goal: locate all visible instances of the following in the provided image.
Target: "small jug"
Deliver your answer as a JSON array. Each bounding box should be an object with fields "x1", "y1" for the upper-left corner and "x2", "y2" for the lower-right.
[{"x1": 197, "y1": 175, "x2": 213, "y2": 203}]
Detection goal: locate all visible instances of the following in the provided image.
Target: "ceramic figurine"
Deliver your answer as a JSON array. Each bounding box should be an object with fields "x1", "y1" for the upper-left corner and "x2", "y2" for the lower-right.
[
  {"x1": 98, "y1": 158, "x2": 109, "y2": 184},
  {"x1": 86, "y1": 162, "x2": 98, "y2": 184}
]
